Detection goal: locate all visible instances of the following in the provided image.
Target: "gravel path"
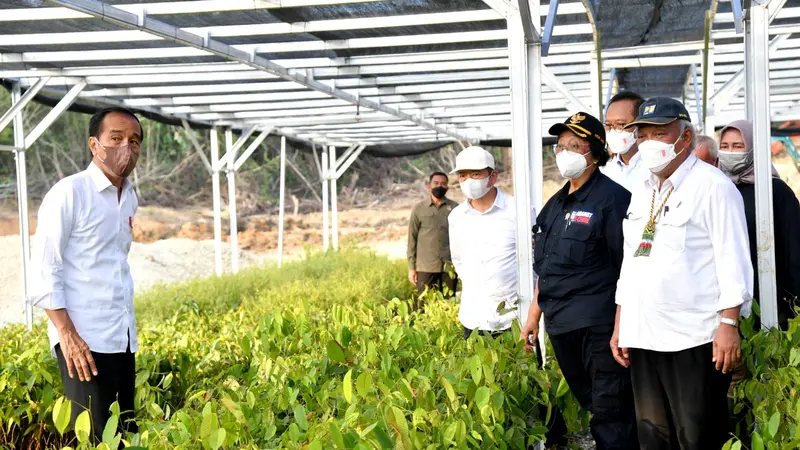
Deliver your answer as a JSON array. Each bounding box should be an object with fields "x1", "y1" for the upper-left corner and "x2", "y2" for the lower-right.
[{"x1": 0, "y1": 236, "x2": 268, "y2": 328}]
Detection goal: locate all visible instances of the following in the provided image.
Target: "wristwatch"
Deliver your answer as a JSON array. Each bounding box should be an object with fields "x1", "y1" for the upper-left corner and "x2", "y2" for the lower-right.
[{"x1": 720, "y1": 317, "x2": 739, "y2": 327}]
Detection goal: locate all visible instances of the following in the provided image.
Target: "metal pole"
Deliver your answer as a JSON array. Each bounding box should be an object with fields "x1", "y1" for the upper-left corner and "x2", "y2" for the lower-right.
[
  {"x1": 603, "y1": 68, "x2": 618, "y2": 118},
  {"x1": 744, "y1": 19, "x2": 754, "y2": 122},
  {"x1": 11, "y1": 83, "x2": 32, "y2": 330},
  {"x1": 589, "y1": 53, "x2": 602, "y2": 119},
  {"x1": 225, "y1": 129, "x2": 239, "y2": 274},
  {"x1": 747, "y1": 1, "x2": 778, "y2": 328},
  {"x1": 210, "y1": 128, "x2": 223, "y2": 276},
  {"x1": 703, "y1": 45, "x2": 716, "y2": 135},
  {"x1": 278, "y1": 136, "x2": 286, "y2": 268},
  {"x1": 329, "y1": 146, "x2": 339, "y2": 251},
  {"x1": 509, "y1": 8, "x2": 543, "y2": 365},
  {"x1": 691, "y1": 64, "x2": 703, "y2": 132},
  {"x1": 321, "y1": 147, "x2": 330, "y2": 251}
]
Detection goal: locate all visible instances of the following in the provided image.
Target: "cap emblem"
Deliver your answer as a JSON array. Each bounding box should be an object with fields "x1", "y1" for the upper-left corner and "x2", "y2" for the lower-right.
[
  {"x1": 643, "y1": 105, "x2": 656, "y2": 115},
  {"x1": 569, "y1": 113, "x2": 585, "y2": 124}
]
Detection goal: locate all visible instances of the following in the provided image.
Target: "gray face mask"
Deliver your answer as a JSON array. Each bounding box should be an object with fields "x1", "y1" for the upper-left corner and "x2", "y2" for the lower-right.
[{"x1": 718, "y1": 150, "x2": 753, "y2": 176}]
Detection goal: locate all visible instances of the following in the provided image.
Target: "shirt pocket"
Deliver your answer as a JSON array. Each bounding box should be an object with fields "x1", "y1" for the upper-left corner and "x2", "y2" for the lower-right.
[
  {"x1": 622, "y1": 211, "x2": 646, "y2": 256},
  {"x1": 561, "y1": 222, "x2": 594, "y2": 264},
  {"x1": 656, "y1": 208, "x2": 690, "y2": 253}
]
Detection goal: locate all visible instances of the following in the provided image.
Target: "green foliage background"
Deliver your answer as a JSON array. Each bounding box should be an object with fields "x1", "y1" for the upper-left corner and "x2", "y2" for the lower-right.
[{"x1": 0, "y1": 251, "x2": 587, "y2": 450}]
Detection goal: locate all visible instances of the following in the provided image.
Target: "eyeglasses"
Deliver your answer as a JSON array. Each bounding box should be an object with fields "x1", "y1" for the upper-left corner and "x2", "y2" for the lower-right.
[
  {"x1": 554, "y1": 143, "x2": 590, "y2": 154},
  {"x1": 603, "y1": 122, "x2": 629, "y2": 132}
]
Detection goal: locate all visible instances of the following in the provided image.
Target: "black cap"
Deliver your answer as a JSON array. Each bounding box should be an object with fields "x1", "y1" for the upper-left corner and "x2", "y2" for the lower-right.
[
  {"x1": 548, "y1": 112, "x2": 606, "y2": 149},
  {"x1": 625, "y1": 97, "x2": 691, "y2": 129}
]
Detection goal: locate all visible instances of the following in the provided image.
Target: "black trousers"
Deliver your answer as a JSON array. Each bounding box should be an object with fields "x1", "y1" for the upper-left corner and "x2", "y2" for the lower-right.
[
  {"x1": 417, "y1": 271, "x2": 458, "y2": 296},
  {"x1": 55, "y1": 343, "x2": 137, "y2": 444},
  {"x1": 629, "y1": 343, "x2": 732, "y2": 450},
  {"x1": 462, "y1": 326, "x2": 509, "y2": 339},
  {"x1": 550, "y1": 325, "x2": 639, "y2": 450}
]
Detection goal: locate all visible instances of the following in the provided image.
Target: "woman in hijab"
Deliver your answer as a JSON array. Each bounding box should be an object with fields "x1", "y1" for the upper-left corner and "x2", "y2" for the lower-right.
[{"x1": 718, "y1": 120, "x2": 800, "y2": 329}]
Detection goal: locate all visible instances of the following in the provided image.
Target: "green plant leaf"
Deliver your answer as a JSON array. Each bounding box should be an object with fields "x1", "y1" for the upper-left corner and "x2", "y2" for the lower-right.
[
  {"x1": 53, "y1": 396, "x2": 71, "y2": 435},
  {"x1": 556, "y1": 377, "x2": 570, "y2": 397},
  {"x1": 356, "y1": 372, "x2": 373, "y2": 398},
  {"x1": 294, "y1": 404, "x2": 308, "y2": 430},
  {"x1": 752, "y1": 433, "x2": 764, "y2": 450},
  {"x1": 768, "y1": 412, "x2": 780, "y2": 437},
  {"x1": 721, "y1": 439, "x2": 733, "y2": 450},
  {"x1": 162, "y1": 372, "x2": 174, "y2": 389},
  {"x1": 387, "y1": 406, "x2": 412, "y2": 450},
  {"x1": 470, "y1": 355, "x2": 482, "y2": 385},
  {"x1": 330, "y1": 422, "x2": 346, "y2": 449},
  {"x1": 441, "y1": 377, "x2": 456, "y2": 403},
  {"x1": 208, "y1": 427, "x2": 226, "y2": 450},
  {"x1": 309, "y1": 441, "x2": 323, "y2": 450},
  {"x1": 372, "y1": 425, "x2": 394, "y2": 449},
  {"x1": 75, "y1": 410, "x2": 92, "y2": 443},
  {"x1": 343, "y1": 369, "x2": 354, "y2": 404},
  {"x1": 475, "y1": 387, "x2": 491, "y2": 409},
  {"x1": 327, "y1": 340, "x2": 346, "y2": 365},
  {"x1": 102, "y1": 414, "x2": 119, "y2": 445}
]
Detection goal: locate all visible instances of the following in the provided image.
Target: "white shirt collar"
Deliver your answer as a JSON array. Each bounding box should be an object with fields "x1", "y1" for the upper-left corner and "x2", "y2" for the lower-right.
[
  {"x1": 645, "y1": 152, "x2": 698, "y2": 192},
  {"x1": 613, "y1": 151, "x2": 641, "y2": 169},
  {"x1": 87, "y1": 162, "x2": 134, "y2": 193},
  {"x1": 465, "y1": 188, "x2": 507, "y2": 214}
]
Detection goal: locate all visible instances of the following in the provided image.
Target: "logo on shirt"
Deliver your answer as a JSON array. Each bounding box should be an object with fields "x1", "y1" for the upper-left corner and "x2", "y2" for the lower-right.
[{"x1": 570, "y1": 211, "x2": 593, "y2": 225}]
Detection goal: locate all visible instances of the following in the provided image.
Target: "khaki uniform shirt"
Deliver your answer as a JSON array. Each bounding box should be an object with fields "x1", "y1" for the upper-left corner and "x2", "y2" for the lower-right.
[{"x1": 407, "y1": 197, "x2": 457, "y2": 272}]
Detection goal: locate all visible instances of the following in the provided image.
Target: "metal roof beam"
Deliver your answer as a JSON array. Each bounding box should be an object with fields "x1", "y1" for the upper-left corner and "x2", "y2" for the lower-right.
[
  {"x1": 43, "y1": 0, "x2": 476, "y2": 142},
  {"x1": 541, "y1": 0, "x2": 559, "y2": 55},
  {"x1": 25, "y1": 79, "x2": 87, "y2": 148},
  {"x1": 0, "y1": 0, "x2": 385, "y2": 21},
  {"x1": 514, "y1": 0, "x2": 542, "y2": 43},
  {"x1": 0, "y1": 77, "x2": 50, "y2": 137}
]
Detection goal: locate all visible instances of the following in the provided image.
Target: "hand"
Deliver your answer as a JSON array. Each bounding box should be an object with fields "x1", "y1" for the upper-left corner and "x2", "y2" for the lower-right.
[
  {"x1": 520, "y1": 322, "x2": 539, "y2": 353},
  {"x1": 57, "y1": 326, "x2": 98, "y2": 382},
  {"x1": 713, "y1": 323, "x2": 741, "y2": 373},
  {"x1": 408, "y1": 270, "x2": 418, "y2": 285},
  {"x1": 610, "y1": 327, "x2": 630, "y2": 368}
]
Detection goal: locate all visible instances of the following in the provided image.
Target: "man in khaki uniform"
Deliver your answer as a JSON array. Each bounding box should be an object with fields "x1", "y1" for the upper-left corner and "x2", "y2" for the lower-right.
[{"x1": 407, "y1": 171, "x2": 458, "y2": 296}]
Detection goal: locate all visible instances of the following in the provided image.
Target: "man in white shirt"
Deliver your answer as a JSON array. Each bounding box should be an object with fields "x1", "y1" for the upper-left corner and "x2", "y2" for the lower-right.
[
  {"x1": 448, "y1": 146, "x2": 518, "y2": 338},
  {"x1": 611, "y1": 98, "x2": 752, "y2": 450},
  {"x1": 600, "y1": 91, "x2": 646, "y2": 191},
  {"x1": 27, "y1": 107, "x2": 143, "y2": 444}
]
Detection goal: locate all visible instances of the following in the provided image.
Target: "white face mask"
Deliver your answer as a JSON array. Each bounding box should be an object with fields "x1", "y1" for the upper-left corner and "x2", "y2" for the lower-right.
[
  {"x1": 460, "y1": 176, "x2": 492, "y2": 199},
  {"x1": 556, "y1": 150, "x2": 589, "y2": 179},
  {"x1": 606, "y1": 130, "x2": 636, "y2": 155},
  {"x1": 718, "y1": 150, "x2": 753, "y2": 176},
  {"x1": 638, "y1": 134, "x2": 685, "y2": 174}
]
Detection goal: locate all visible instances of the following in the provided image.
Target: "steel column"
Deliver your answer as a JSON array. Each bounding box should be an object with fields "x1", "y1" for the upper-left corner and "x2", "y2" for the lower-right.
[
  {"x1": 329, "y1": 146, "x2": 339, "y2": 251},
  {"x1": 746, "y1": 1, "x2": 778, "y2": 328},
  {"x1": 603, "y1": 68, "x2": 617, "y2": 117},
  {"x1": 509, "y1": 7, "x2": 544, "y2": 368},
  {"x1": 11, "y1": 83, "x2": 33, "y2": 330},
  {"x1": 703, "y1": 45, "x2": 716, "y2": 135},
  {"x1": 210, "y1": 128, "x2": 223, "y2": 276},
  {"x1": 321, "y1": 147, "x2": 330, "y2": 251},
  {"x1": 278, "y1": 136, "x2": 286, "y2": 268},
  {"x1": 691, "y1": 64, "x2": 703, "y2": 131},
  {"x1": 225, "y1": 129, "x2": 239, "y2": 273}
]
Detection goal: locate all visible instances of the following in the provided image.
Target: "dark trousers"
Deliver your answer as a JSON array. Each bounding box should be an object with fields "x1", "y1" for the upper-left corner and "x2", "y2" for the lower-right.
[
  {"x1": 629, "y1": 343, "x2": 732, "y2": 450},
  {"x1": 550, "y1": 325, "x2": 639, "y2": 450},
  {"x1": 55, "y1": 343, "x2": 137, "y2": 444},
  {"x1": 417, "y1": 271, "x2": 458, "y2": 296},
  {"x1": 462, "y1": 326, "x2": 509, "y2": 339}
]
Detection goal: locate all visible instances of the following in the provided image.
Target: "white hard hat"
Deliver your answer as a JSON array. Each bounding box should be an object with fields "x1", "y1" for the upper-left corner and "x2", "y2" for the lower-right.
[{"x1": 450, "y1": 146, "x2": 495, "y2": 174}]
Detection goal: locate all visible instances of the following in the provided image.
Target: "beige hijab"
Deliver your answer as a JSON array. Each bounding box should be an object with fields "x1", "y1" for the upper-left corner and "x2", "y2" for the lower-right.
[{"x1": 718, "y1": 120, "x2": 780, "y2": 185}]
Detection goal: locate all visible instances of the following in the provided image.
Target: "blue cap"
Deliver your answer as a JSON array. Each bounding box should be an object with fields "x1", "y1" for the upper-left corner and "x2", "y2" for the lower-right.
[{"x1": 625, "y1": 97, "x2": 691, "y2": 129}]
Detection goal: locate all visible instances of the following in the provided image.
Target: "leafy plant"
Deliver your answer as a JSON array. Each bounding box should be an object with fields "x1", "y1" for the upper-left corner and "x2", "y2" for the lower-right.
[{"x1": 0, "y1": 251, "x2": 581, "y2": 449}]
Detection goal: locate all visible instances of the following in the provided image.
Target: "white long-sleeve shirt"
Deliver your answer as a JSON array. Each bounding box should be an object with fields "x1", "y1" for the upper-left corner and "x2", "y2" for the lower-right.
[
  {"x1": 27, "y1": 163, "x2": 138, "y2": 355},
  {"x1": 448, "y1": 188, "x2": 518, "y2": 331},
  {"x1": 616, "y1": 153, "x2": 753, "y2": 352},
  {"x1": 600, "y1": 152, "x2": 646, "y2": 192}
]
